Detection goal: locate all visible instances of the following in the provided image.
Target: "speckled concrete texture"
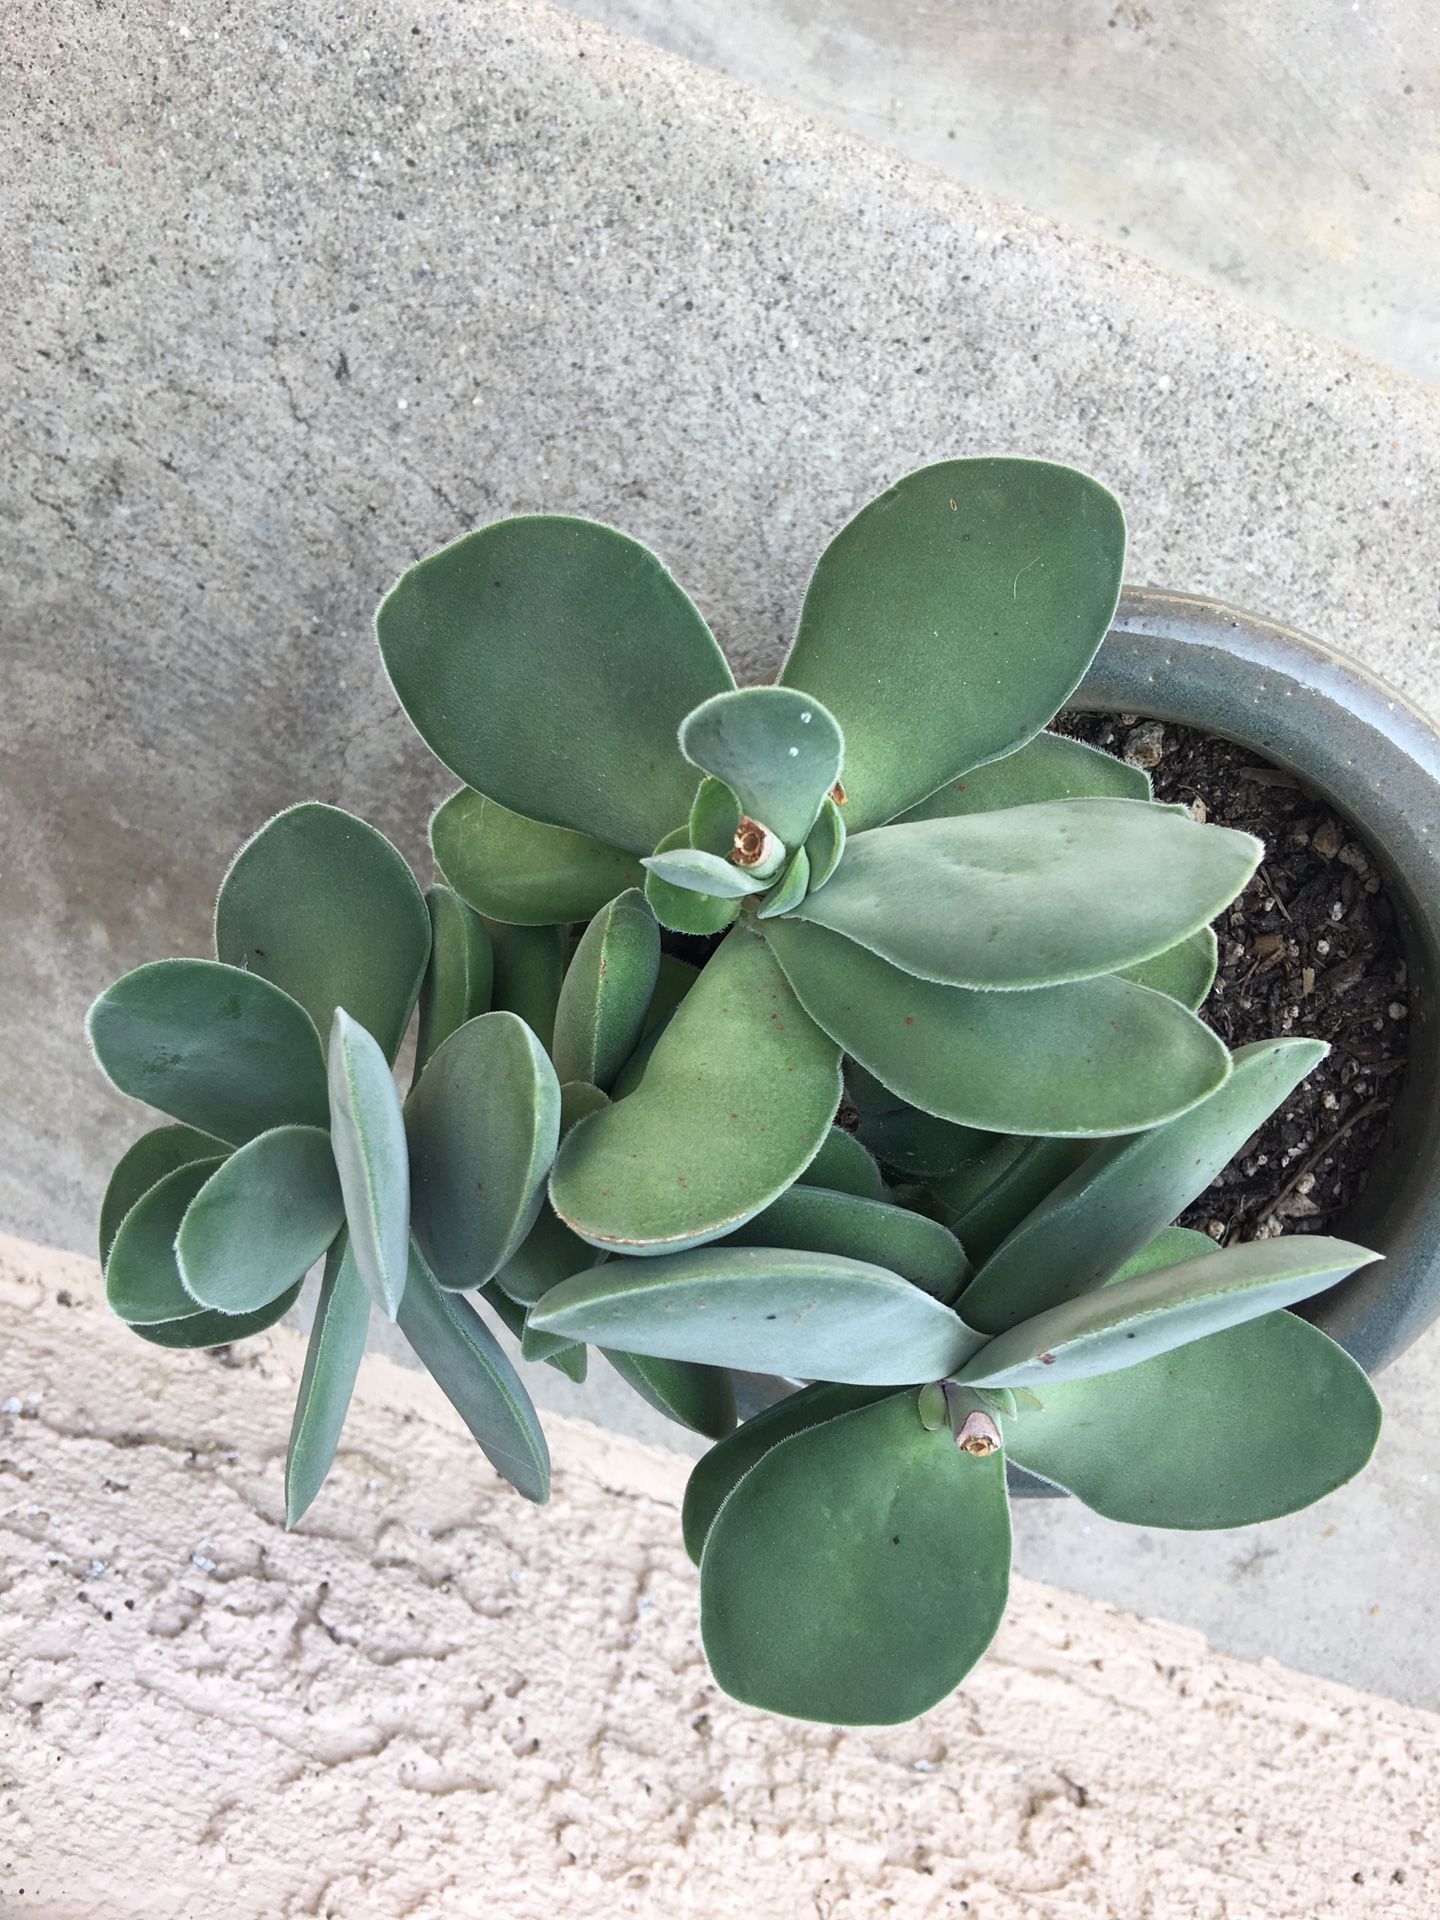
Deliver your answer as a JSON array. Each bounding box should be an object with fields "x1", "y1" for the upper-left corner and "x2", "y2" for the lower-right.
[{"x1": 5, "y1": 1233, "x2": 1438, "y2": 1919}]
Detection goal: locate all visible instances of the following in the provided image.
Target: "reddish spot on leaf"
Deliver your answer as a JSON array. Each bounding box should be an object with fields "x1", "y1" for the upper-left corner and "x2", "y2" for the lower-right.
[{"x1": 1040, "y1": 1352, "x2": 1056, "y2": 1366}]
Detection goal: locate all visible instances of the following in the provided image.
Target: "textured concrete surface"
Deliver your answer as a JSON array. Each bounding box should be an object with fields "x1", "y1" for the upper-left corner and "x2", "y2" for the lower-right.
[
  {"x1": 564, "y1": 0, "x2": 1440, "y2": 386},
  {"x1": 5, "y1": 1234, "x2": 1439, "y2": 1920}
]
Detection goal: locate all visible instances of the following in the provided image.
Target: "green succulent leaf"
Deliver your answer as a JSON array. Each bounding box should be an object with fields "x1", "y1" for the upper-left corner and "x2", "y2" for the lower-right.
[
  {"x1": 642, "y1": 954, "x2": 700, "y2": 1039},
  {"x1": 549, "y1": 925, "x2": 842, "y2": 1254},
  {"x1": 689, "y1": 776, "x2": 743, "y2": 857},
  {"x1": 643, "y1": 826, "x2": 743, "y2": 936},
  {"x1": 722, "y1": 1186, "x2": 970, "y2": 1303},
  {"x1": 802, "y1": 795, "x2": 847, "y2": 890},
  {"x1": 285, "y1": 1233, "x2": 371, "y2": 1528},
  {"x1": 933, "y1": 1137, "x2": 1092, "y2": 1268},
  {"x1": 898, "y1": 730, "x2": 1148, "y2": 820},
  {"x1": 129, "y1": 1286, "x2": 302, "y2": 1349},
  {"x1": 640, "y1": 847, "x2": 768, "y2": 899},
  {"x1": 958, "y1": 1039, "x2": 1327, "y2": 1332},
  {"x1": 406, "y1": 1011, "x2": 562, "y2": 1291},
  {"x1": 376, "y1": 515, "x2": 734, "y2": 854},
  {"x1": 530, "y1": 1245, "x2": 983, "y2": 1383},
  {"x1": 215, "y1": 803, "x2": 430, "y2": 1063},
  {"x1": 787, "y1": 802, "x2": 1260, "y2": 989},
  {"x1": 845, "y1": 1062, "x2": 992, "y2": 1180},
  {"x1": 700, "y1": 1389, "x2": 1012, "y2": 1723},
  {"x1": 99, "y1": 1123, "x2": 229, "y2": 1267},
  {"x1": 397, "y1": 1245, "x2": 550, "y2": 1503},
  {"x1": 559, "y1": 1079, "x2": 611, "y2": 1133},
  {"x1": 431, "y1": 788, "x2": 642, "y2": 926},
  {"x1": 602, "y1": 1349, "x2": 738, "y2": 1440},
  {"x1": 175, "y1": 1125, "x2": 345, "y2": 1316},
  {"x1": 551, "y1": 890, "x2": 661, "y2": 1091},
  {"x1": 956, "y1": 1234, "x2": 1381, "y2": 1388},
  {"x1": 105, "y1": 1158, "x2": 226, "y2": 1325},
  {"x1": 478, "y1": 1280, "x2": 588, "y2": 1379},
  {"x1": 496, "y1": 1202, "x2": 606, "y2": 1308},
  {"x1": 413, "y1": 884, "x2": 494, "y2": 1084},
  {"x1": 88, "y1": 959, "x2": 330, "y2": 1147},
  {"x1": 763, "y1": 917, "x2": 1231, "y2": 1137},
  {"x1": 797, "y1": 1126, "x2": 886, "y2": 1201},
  {"x1": 757, "y1": 846, "x2": 811, "y2": 920},
  {"x1": 679, "y1": 687, "x2": 844, "y2": 847},
  {"x1": 1117, "y1": 925, "x2": 1219, "y2": 1009},
  {"x1": 779, "y1": 458, "x2": 1126, "y2": 830},
  {"x1": 483, "y1": 920, "x2": 566, "y2": 1054},
  {"x1": 327, "y1": 1011, "x2": 410, "y2": 1320}
]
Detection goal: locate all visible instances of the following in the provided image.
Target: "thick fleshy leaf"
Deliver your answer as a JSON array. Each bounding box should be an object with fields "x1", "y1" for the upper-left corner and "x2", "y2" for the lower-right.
[
  {"x1": 798, "y1": 1127, "x2": 886, "y2": 1201},
  {"x1": 413, "y1": 885, "x2": 493, "y2": 1084},
  {"x1": 376, "y1": 515, "x2": 734, "y2": 854},
  {"x1": 215, "y1": 803, "x2": 430, "y2": 1063},
  {"x1": 431, "y1": 788, "x2": 640, "y2": 926},
  {"x1": 757, "y1": 846, "x2": 810, "y2": 920},
  {"x1": 496, "y1": 1202, "x2": 606, "y2": 1308},
  {"x1": 641, "y1": 847, "x2": 767, "y2": 898},
  {"x1": 700, "y1": 1389, "x2": 1012, "y2": 1723},
  {"x1": 285, "y1": 1234, "x2": 371, "y2": 1527},
  {"x1": 689, "y1": 776, "x2": 743, "y2": 856},
  {"x1": 551, "y1": 890, "x2": 661, "y2": 1091},
  {"x1": 99, "y1": 1123, "x2": 229, "y2": 1267},
  {"x1": 679, "y1": 687, "x2": 844, "y2": 847},
  {"x1": 803, "y1": 795, "x2": 846, "y2": 891},
  {"x1": 549, "y1": 925, "x2": 842, "y2": 1254},
  {"x1": 723, "y1": 1187, "x2": 969, "y2": 1302},
  {"x1": 480, "y1": 1280, "x2": 588, "y2": 1380},
  {"x1": 405, "y1": 1012, "x2": 562, "y2": 1290},
  {"x1": 779, "y1": 459, "x2": 1126, "y2": 830},
  {"x1": 530, "y1": 1245, "x2": 982, "y2": 1382},
  {"x1": 483, "y1": 920, "x2": 566, "y2": 1054},
  {"x1": 846, "y1": 1061, "x2": 992, "y2": 1180},
  {"x1": 105, "y1": 1159, "x2": 225, "y2": 1325},
  {"x1": 643, "y1": 954, "x2": 700, "y2": 1036},
  {"x1": 129, "y1": 1285, "x2": 301, "y2": 1349},
  {"x1": 1117, "y1": 925, "x2": 1218, "y2": 1009},
  {"x1": 898, "y1": 731, "x2": 1148, "y2": 820},
  {"x1": 327, "y1": 1011, "x2": 410, "y2": 1319},
  {"x1": 397, "y1": 1246, "x2": 550, "y2": 1502},
  {"x1": 788, "y1": 802, "x2": 1260, "y2": 989},
  {"x1": 958, "y1": 1039, "x2": 1327, "y2": 1332},
  {"x1": 176, "y1": 1125, "x2": 344, "y2": 1315},
  {"x1": 602, "y1": 1349, "x2": 737, "y2": 1440},
  {"x1": 88, "y1": 959, "x2": 329, "y2": 1147},
  {"x1": 933, "y1": 1137, "x2": 1091, "y2": 1268},
  {"x1": 957, "y1": 1235, "x2": 1381, "y2": 1388},
  {"x1": 643, "y1": 826, "x2": 742, "y2": 936},
  {"x1": 764, "y1": 917, "x2": 1230, "y2": 1137}
]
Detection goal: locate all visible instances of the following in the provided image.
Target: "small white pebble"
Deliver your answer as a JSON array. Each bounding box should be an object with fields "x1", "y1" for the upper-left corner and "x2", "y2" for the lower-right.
[
  {"x1": 1317, "y1": 938, "x2": 1332, "y2": 957},
  {"x1": 1323, "y1": 1091, "x2": 1340, "y2": 1110},
  {"x1": 1330, "y1": 901, "x2": 1345, "y2": 923},
  {"x1": 190, "y1": 1553, "x2": 217, "y2": 1573},
  {"x1": 1, "y1": 1396, "x2": 22, "y2": 1414},
  {"x1": 1390, "y1": 1002, "x2": 1407, "y2": 1020},
  {"x1": 913, "y1": 1759, "x2": 938, "y2": 1773}
]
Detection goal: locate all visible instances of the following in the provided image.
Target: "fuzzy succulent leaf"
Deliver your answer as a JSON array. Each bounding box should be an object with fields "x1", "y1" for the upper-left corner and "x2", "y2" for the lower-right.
[
  {"x1": 551, "y1": 890, "x2": 661, "y2": 1091},
  {"x1": 129, "y1": 1287, "x2": 303, "y2": 1349},
  {"x1": 483, "y1": 919, "x2": 566, "y2": 1054},
  {"x1": 1117, "y1": 925, "x2": 1218, "y2": 1009},
  {"x1": 958, "y1": 1038, "x2": 1327, "y2": 1332},
  {"x1": 549, "y1": 925, "x2": 842, "y2": 1255},
  {"x1": 175, "y1": 1125, "x2": 345, "y2": 1316},
  {"x1": 679, "y1": 687, "x2": 845, "y2": 847},
  {"x1": 530, "y1": 1245, "x2": 983, "y2": 1382},
  {"x1": 786, "y1": 802, "x2": 1260, "y2": 990},
  {"x1": 602, "y1": 1349, "x2": 738, "y2": 1440},
  {"x1": 430, "y1": 788, "x2": 642, "y2": 927},
  {"x1": 376, "y1": 516, "x2": 734, "y2": 854},
  {"x1": 88, "y1": 959, "x2": 330, "y2": 1147},
  {"x1": 797, "y1": 1126, "x2": 887, "y2": 1201},
  {"x1": 845, "y1": 1063, "x2": 993, "y2": 1180},
  {"x1": 722, "y1": 1186, "x2": 970, "y2": 1303},
  {"x1": 496, "y1": 1202, "x2": 606, "y2": 1309},
  {"x1": 405, "y1": 1011, "x2": 562, "y2": 1292},
  {"x1": 778, "y1": 458, "x2": 1125, "y2": 831},
  {"x1": 285, "y1": 1233, "x2": 371, "y2": 1527},
  {"x1": 689, "y1": 776, "x2": 743, "y2": 857},
  {"x1": 642, "y1": 954, "x2": 700, "y2": 1036},
  {"x1": 105, "y1": 1158, "x2": 227, "y2": 1326},
  {"x1": 327, "y1": 1011, "x2": 411, "y2": 1320},
  {"x1": 933, "y1": 1137, "x2": 1092, "y2": 1267},
  {"x1": 763, "y1": 917, "x2": 1231, "y2": 1137},
  {"x1": 641, "y1": 847, "x2": 768, "y2": 898},
  {"x1": 99, "y1": 1123, "x2": 229, "y2": 1267},
  {"x1": 413, "y1": 885, "x2": 494, "y2": 1083},
  {"x1": 478, "y1": 1280, "x2": 588, "y2": 1379},
  {"x1": 642, "y1": 827, "x2": 743, "y2": 936},
  {"x1": 898, "y1": 730, "x2": 1149, "y2": 820},
  {"x1": 802, "y1": 795, "x2": 847, "y2": 890},
  {"x1": 214, "y1": 803, "x2": 431, "y2": 1064},
  {"x1": 699, "y1": 1389, "x2": 1012, "y2": 1723},
  {"x1": 756, "y1": 845, "x2": 811, "y2": 920}
]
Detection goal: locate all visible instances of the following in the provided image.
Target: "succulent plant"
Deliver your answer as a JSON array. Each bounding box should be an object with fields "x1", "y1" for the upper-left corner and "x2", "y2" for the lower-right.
[{"x1": 91, "y1": 457, "x2": 1382, "y2": 1728}]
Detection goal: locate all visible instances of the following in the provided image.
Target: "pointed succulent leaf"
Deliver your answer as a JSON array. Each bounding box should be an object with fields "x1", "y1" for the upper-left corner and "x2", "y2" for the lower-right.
[
  {"x1": 397, "y1": 1245, "x2": 550, "y2": 1503},
  {"x1": 551, "y1": 889, "x2": 661, "y2": 1090},
  {"x1": 956, "y1": 1234, "x2": 1381, "y2": 1388},
  {"x1": 530, "y1": 1245, "x2": 983, "y2": 1383},
  {"x1": 176, "y1": 1125, "x2": 345, "y2": 1315},
  {"x1": 430, "y1": 788, "x2": 642, "y2": 927},
  {"x1": 88, "y1": 959, "x2": 329, "y2": 1146},
  {"x1": 327, "y1": 1011, "x2": 410, "y2": 1319},
  {"x1": 640, "y1": 847, "x2": 767, "y2": 898},
  {"x1": 763, "y1": 917, "x2": 1230, "y2": 1137},
  {"x1": 130, "y1": 1286, "x2": 302, "y2": 1349},
  {"x1": 376, "y1": 515, "x2": 734, "y2": 853},
  {"x1": 105, "y1": 1158, "x2": 226, "y2": 1325},
  {"x1": 722, "y1": 1187, "x2": 969, "y2": 1303},
  {"x1": 679, "y1": 687, "x2": 844, "y2": 848},
  {"x1": 689, "y1": 775, "x2": 743, "y2": 857},
  {"x1": 757, "y1": 845, "x2": 811, "y2": 920},
  {"x1": 559, "y1": 1080, "x2": 610, "y2": 1132},
  {"x1": 483, "y1": 919, "x2": 566, "y2": 1054},
  {"x1": 779, "y1": 458, "x2": 1126, "y2": 830},
  {"x1": 285, "y1": 1233, "x2": 371, "y2": 1527},
  {"x1": 100, "y1": 1123, "x2": 229, "y2": 1267},
  {"x1": 413, "y1": 884, "x2": 493, "y2": 1084},
  {"x1": 787, "y1": 802, "x2": 1260, "y2": 989},
  {"x1": 958, "y1": 1039, "x2": 1327, "y2": 1332},
  {"x1": 797, "y1": 1126, "x2": 886, "y2": 1201},
  {"x1": 549, "y1": 926, "x2": 841, "y2": 1254},
  {"x1": 802, "y1": 794, "x2": 846, "y2": 891},
  {"x1": 643, "y1": 826, "x2": 742, "y2": 936},
  {"x1": 1117, "y1": 925, "x2": 1218, "y2": 1009},
  {"x1": 898, "y1": 730, "x2": 1148, "y2": 821},
  {"x1": 700, "y1": 1389, "x2": 1011, "y2": 1723},
  {"x1": 479, "y1": 1280, "x2": 588, "y2": 1379},
  {"x1": 845, "y1": 1064, "x2": 993, "y2": 1179},
  {"x1": 602, "y1": 1349, "x2": 737, "y2": 1440},
  {"x1": 215, "y1": 803, "x2": 430, "y2": 1063},
  {"x1": 934, "y1": 1137, "x2": 1091, "y2": 1268}
]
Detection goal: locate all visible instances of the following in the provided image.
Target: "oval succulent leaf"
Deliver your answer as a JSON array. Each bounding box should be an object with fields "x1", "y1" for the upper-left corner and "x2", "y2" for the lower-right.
[
  {"x1": 285, "y1": 1233, "x2": 371, "y2": 1527},
  {"x1": 934, "y1": 1137, "x2": 1091, "y2": 1268},
  {"x1": 757, "y1": 845, "x2": 811, "y2": 920},
  {"x1": 130, "y1": 1286, "x2": 303, "y2": 1349},
  {"x1": 956, "y1": 1234, "x2": 1382, "y2": 1388},
  {"x1": 642, "y1": 953, "x2": 700, "y2": 1037},
  {"x1": 640, "y1": 847, "x2": 768, "y2": 899},
  {"x1": 601, "y1": 1349, "x2": 738, "y2": 1441},
  {"x1": 105, "y1": 1158, "x2": 226, "y2": 1325},
  {"x1": 898, "y1": 730, "x2": 1149, "y2": 821},
  {"x1": 845, "y1": 1064, "x2": 993, "y2": 1179},
  {"x1": 689, "y1": 775, "x2": 743, "y2": 857},
  {"x1": 797, "y1": 1126, "x2": 886, "y2": 1202},
  {"x1": 643, "y1": 826, "x2": 743, "y2": 936},
  {"x1": 496, "y1": 1201, "x2": 606, "y2": 1309},
  {"x1": 549, "y1": 925, "x2": 842, "y2": 1255},
  {"x1": 413, "y1": 885, "x2": 494, "y2": 1084},
  {"x1": 679, "y1": 687, "x2": 844, "y2": 848},
  {"x1": 958, "y1": 1039, "x2": 1327, "y2": 1332},
  {"x1": 722, "y1": 1186, "x2": 970, "y2": 1303},
  {"x1": 99, "y1": 1123, "x2": 229, "y2": 1267},
  {"x1": 479, "y1": 1279, "x2": 588, "y2": 1379},
  {"x1": 699, "y1": 1389, "x2": 1012, "y2": 1723},
  {"x1": 88, "y1": 959, "x2": 329, "y2": 1147},
  {"x1": 802, "y1": 794, "x2": 846, "y2": 891},
  {"x1": 431, "y1": 787, "x2": 642, "y2": 927},
  {"x1": 763, "y1": 917, "x2": 1231, "y2": 1137},
  {"x1": 530, "y1": 1245, "x2": 983, "y2": 1383},
  {"x1": 327, "y1": 1010, "x2": 411, "y2": 1320},
  {"x1": 779, "y1": 458, "x2": 1126, "y2": 830},
  {"x1": 214, "y1": 803, "x2": 431, "y2": 1064},
  {"x1": 1117, "y1": 925, "x2": 1219, "y2": 1010},
  {"x1": 376, "y1": 515, "x2": 733, "y2": 854},
  {"x1": 786, "y1": 801, "x2": 1260, "y2": 990},
  {"x1": 176, "y1": 1124, "x2": 345, "y2": 1316},
  {"x1": 551, "y1": 890, "x2": 661, "y2": 1091},
  {"x1": 405, "y1": 1011, "x2": 562, "y2": 1291},
  {"x1": 483, "y1": 919, "x2": 566, "y2": 1054}
]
